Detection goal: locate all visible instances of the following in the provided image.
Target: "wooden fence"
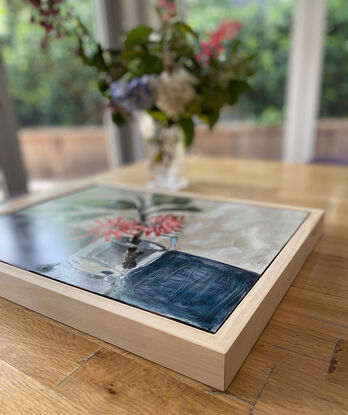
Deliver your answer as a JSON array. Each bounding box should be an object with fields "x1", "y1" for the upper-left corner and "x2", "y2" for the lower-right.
[
  {"x1": 19, "y1": 119, "x2": 348, "y2": 180},
  {"x1": 19, "y1": 127, "x2": 108, "y2": 180}
]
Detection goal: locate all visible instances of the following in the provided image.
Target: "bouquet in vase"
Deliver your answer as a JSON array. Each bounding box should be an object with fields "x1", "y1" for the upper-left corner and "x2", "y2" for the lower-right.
[{"x1": 29, "y1": 0, "x2": 254, "y2": 188}]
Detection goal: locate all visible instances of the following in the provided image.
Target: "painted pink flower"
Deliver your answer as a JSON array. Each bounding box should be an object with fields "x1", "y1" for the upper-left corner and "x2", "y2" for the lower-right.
[
  {"x1": 71, "y1": 213, "x2": 184, "y2": 243},
  {"x1": 145, "y1": 214, "x2": 184, "y2": 237},
  {"x1": 72, "y1": 217, "x2": 144, "y2": 243}
]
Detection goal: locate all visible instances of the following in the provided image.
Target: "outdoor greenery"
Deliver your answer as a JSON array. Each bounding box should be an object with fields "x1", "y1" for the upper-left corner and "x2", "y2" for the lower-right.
[
  {"x1": 0, "y1": 0, "x2": 103, "y2": 126},
  {"x1": 186, "y1": 0, "x2": 348, "y2": 123},
  {"x1": 320, "y1": 0, "x2": 348, "y2": 118},
  {"x1": 0, "y1": 0, "x2": 347, "y2": 127},
  {"x1": 186, "y1": 0, "x2": 291, "y2": 124},
  {"x1": 23, "y1": 0, "x2": 254, "y2": 147}
]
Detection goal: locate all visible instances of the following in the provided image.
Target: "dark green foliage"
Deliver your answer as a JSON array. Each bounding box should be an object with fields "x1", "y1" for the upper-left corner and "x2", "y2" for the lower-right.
[
  {"x1": 186, "y1": 0, "x2": 290, "y2": 124},
  {"x1": 151, "y1": 194, "x2": 193, "y2": 205},
  {"x1": 1, "y1": 0, "x2": 104, "y2": 126},
  {"x1": 3, "y1": 0, "x2": 253, "y2": 134},
  {"x1": 73, "y1": 198, "x2": 137, "y2": 210},
  {"x1": 111, "y1": 111, "x2": 128, "y2": 126},
  {"x1": 112, "y1": 200, "x2": 139, "y2": 210},
  {"x1": 2, "y1": 0, "x2": 345, "y2": 130},
  {"x1": 178, "y1": 117, "x2": 195, "y2": 147},
  {"x1": 124, "y1": 26, "x2": 153, "y2": 49},
  {"x1": 227, "y1": 80, "x2": 252, "y2": 106},
  {"x1": 150, "y1": 206, "x2": 202, "y2": 213},
  {"x1": 187, "y1": 0, "x2": 348, "y2": 122},
  {"x1": 148, "y1": 194, "x2": 202, "y2": 214},
  {"x1": 127, "y1": 54, "x2": 163, "y2": 76},
  {"x1": 320, "y1": 0, "x2": 348, "y2": 117},
  {"x1": 147, "y1": 110, "x2": 169, "y2": 123}
]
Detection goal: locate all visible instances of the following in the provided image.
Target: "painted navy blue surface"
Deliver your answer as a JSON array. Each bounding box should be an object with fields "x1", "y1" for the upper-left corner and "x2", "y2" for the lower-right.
[{"x1": 120, "y1": 251, "x2": 260, "y2": 333}]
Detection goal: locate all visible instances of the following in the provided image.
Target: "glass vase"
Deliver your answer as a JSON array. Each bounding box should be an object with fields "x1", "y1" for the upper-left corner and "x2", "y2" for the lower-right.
[
  {"x1": 69, "y1": 236, "x2": 166, "y2": 279},
  {"x1": 144, "y1": 123, "x2": 188, "y2": 190}
]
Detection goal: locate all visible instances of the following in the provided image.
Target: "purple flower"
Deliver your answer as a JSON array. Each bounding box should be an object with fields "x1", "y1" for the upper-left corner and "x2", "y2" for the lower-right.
[{"x1": 110, "y1": 75, "x2": 155, "y2": 112}]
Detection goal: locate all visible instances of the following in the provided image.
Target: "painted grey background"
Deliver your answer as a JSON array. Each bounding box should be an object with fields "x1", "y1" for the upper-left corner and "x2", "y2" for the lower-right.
[{"x1": 57, "y1": 186, "x2": 306, "y2": 274}]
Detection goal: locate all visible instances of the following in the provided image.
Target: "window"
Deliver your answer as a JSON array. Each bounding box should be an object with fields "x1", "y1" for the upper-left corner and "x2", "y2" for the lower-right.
[
  {"x1": 182, "y1": 0, "x2": 293, "y2": 160},
  {"x1": 185, "y1": 0, "x2": 292, "y2": 124},
  {"x1": 0, "y1": 0, "x2": 108, "y2": 192},
  {"x1": 315, "y1": 0, "x2": 348, "y2": 164}
]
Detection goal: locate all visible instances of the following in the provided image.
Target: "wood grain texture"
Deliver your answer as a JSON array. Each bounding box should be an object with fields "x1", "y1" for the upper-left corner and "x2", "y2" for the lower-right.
[
  {"x1": 0, "y1": 360, "x2": 91, "y2": 415},
  {"x1": 56, "y1": 348, "x2": 251, "y2": 415},
  {"x1": 0, "y1": 156, "x2": 347, "y2": 413},
  {"x1": 249, "y1": 343, "x2": 348, "y2": 415},
  {"x1": 0, "y1": 298, "x2": 101, "y2": 388}
]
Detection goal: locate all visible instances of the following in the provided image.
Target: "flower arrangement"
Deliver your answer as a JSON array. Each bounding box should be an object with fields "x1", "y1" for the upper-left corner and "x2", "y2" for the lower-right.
[
  {"x1": 73, "y1": 213, "x2": 184, "y2": 243},
  {"x1": 29, "y1": 0, "x2": 254, "y2": 147},
  {"x1": 70, "y1": 192, "x2": 199, "y2": 270}
]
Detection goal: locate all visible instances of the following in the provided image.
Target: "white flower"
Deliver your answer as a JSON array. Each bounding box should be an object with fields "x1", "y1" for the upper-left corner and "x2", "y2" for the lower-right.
[
  {"x1": 153, "y1": 69, "x2": 197, "y2": 119},
  {"x1": 136, "y1": 110, "x2": 156, "y2": 138}
]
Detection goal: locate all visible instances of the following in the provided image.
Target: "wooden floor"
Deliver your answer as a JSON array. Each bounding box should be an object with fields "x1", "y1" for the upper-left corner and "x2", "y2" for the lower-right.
[{"x1": 0, "y1": 156, "x2": 347, "y2": 414}]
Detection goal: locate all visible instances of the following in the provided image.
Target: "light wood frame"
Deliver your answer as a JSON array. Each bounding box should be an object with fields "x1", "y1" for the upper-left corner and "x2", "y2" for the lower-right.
[{"x1": 0, "y1": 181, "x2": 324, "y2": 390}]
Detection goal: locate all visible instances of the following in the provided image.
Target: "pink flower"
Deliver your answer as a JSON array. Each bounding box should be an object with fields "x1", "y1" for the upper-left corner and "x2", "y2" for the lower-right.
[
  {"x1": 71, "y1": 213, "x2": 184, "y2": 243},
  {"x1": 196, "y1": 20, "x2": 243, "y2": 64},
  {"x1": 72, "y1": 217, "x2": 144, "y2": 243},
  {"x1": 167, "y1": 2, "x2": 175, "y2": 12},
  {"x1": 210, "y1": 20, "x2": 243, "y2": 44},
  {"x1": 196, "y1": 41, "x2": 223, "y2": 63},
  {"x1": 157, "y1": 0, "x2": 176, "y2": 20},
  {"x1": 144, "y1": 214, "x2": 184, "y2": 237}
]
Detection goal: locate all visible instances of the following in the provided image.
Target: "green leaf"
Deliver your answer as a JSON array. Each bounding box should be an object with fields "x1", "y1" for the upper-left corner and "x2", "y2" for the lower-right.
[
  {"x1": 151, "y1": 206, "x2": 202, "y2": 214},
  {"x1": 98, "y1": 79, "x2": 109, "y2": 95},
  {"x1": 124, "y1": 26, "x2": 153, "y2": 49},
  {"x1": 151, "y1": 194, "x2": 192, "y2": 206},
  {"x1": 175, "y1": 22, "x2": 199, "y2": 38},
  {"x1": 207, "y1": 112, "x2": 219, "y2": 129},
  {"x1": 147, "y1": 110, "x2": 168, "y2": 123},
  {"x1": 154, "y1": 5, "x2": 162, "y2": 16},
  {"x1": 112, "y1": 200, "x2": 138, "y2": 210},
  {"x1": 76, "y1": 37, "x2": 91, "y2": 66},
  {"x1": 121, "y1": 49, "x2": 147, "y2": 61},
  {"x1": 74, "y1": 199, "x2": 137, "y2": 210},
  {"x1": 178, "y1": 118, "x2": 195, "y2": 148},
  {"x1": 199, "y1": 111, "x2": 220, "y2": 130},
  {"x1": 227, "y1": 80, "x2": 252, "y2": 106},
  {"x1": 226, "y1": 39, "x2": 241, "y2": 55},
  {"x1": 127, "y1": 55, "x2": 162, "y2": 76},
  {"x1": 106, "y1": 48, "x2": 122, "y2": 57},
  {"x1": 118, "y1": 72, "x2": 133, "y2": 82},
  {"x1": 77, "y1": 40, "x2": 106, "y2": 71},
  {"x1": 112, "y1": 111, "x2": 127, "y2": 126}
]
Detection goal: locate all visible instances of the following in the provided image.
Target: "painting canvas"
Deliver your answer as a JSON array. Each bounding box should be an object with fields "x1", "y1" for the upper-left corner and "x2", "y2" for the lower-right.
[{"x1": 0, "y1": 185, "x2": 307, "y2": 333}]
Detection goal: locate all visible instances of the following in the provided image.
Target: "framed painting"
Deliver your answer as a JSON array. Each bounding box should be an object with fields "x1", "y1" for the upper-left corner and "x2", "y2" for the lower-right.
[{"x1": 0, "y1": 183, "x2": 323, "y2": 390}]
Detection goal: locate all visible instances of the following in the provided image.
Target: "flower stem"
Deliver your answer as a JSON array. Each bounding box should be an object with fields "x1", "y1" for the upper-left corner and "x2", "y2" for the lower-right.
[{"x1": 121, "y1": 196, "x2": 147, "y2": 270}]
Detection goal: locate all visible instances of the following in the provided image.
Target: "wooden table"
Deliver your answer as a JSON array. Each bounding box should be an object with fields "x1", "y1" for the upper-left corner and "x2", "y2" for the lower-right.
[{"x1": 1, "y1": 156, "x2": 347, "y2": 414}]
